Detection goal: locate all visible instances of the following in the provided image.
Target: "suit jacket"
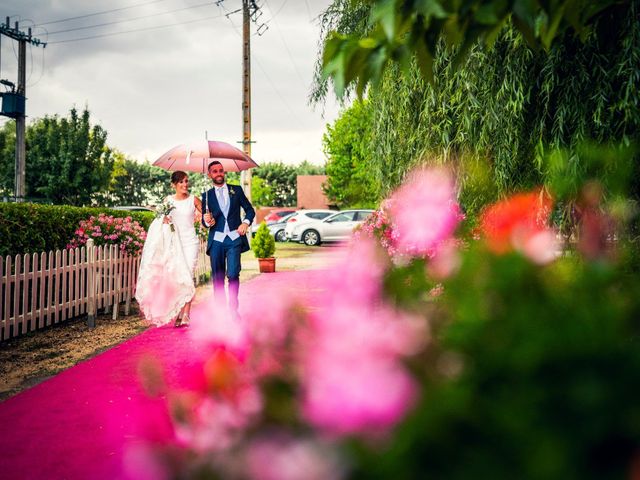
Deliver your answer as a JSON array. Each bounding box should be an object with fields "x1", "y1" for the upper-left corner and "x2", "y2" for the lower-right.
[{"x1": 201, "y1": 184, "x2": 256, "y2": 255}]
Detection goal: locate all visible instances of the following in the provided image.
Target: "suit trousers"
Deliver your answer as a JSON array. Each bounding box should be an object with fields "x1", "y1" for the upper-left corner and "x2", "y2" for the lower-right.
[{"x1": 210, "y1": 236, "x2": 242, "y2": 313}]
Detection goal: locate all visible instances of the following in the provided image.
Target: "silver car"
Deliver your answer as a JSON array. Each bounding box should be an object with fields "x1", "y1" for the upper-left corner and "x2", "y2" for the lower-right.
[
  {"x1": 291, "y1": 209, "x2": 375, "y2": 246},
  {"x1": 251, "y1": 212, "x2": 297, "y2": 242},
  {"x1": 284, "y1": 209, "x2": 335, "y2": 243}
]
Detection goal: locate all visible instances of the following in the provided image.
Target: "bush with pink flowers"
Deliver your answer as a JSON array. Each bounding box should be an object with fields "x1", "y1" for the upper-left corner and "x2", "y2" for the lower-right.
[
  {"x1": 67, "y1": 213, "x2": 147, "y2": 255},
  {"x1": 133, "y1": 159, "x2": 640, "y2": 480}
]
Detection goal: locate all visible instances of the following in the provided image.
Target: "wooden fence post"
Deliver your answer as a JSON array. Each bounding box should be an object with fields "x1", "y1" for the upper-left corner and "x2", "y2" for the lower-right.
[{"x1": 86, "y1": 239, "x2": 96, "y2": 328}]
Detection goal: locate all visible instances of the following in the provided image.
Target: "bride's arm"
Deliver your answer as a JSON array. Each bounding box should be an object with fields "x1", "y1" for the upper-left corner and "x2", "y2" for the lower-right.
[{"x1": 193, "y1": 196, "x2": 203, "y2": 222}]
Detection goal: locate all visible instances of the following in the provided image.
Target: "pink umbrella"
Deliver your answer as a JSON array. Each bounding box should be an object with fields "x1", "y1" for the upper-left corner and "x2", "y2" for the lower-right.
[{"x1": 153, "y1": 140, "x2": 259, "y2": 173}]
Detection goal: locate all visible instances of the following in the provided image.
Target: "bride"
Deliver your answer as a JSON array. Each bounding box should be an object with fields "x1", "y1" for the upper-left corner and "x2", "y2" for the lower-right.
[{"x1": 135, "y1": 171, "x2": 204, "y2": 327}]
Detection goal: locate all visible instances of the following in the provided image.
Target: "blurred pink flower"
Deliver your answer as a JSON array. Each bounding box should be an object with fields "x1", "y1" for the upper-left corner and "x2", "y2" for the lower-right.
[
  {"x1": 427, "y1": 239, "x2": 462, "y2": 279},
  {"x1": 323, "y1": 237, "x2": 388, "y2": 306},
  {"x1": 517, "y1": 229, "x2": 562, "y2": 265},
  {"x1": 241, "y1": 289, "x2": 299, "y2": 348},
  {"x1": 245, "y1": 433, "x2": 344, "y2": 480},
  {"x1": 302, "y1": 352, "x2": 417, "y2": 436},
  {"x1": 123, "y1": 444, "x2": 169, "y2": 480},
  {"x1": 389, "y1": 168, "x2": 462, "y2": 256},
  {"x1": 301, "y1": 300, "x2": 424, "y2": 436},
  {"x1": 173, "y1": 384, "x2": 262, "y2": 453}
]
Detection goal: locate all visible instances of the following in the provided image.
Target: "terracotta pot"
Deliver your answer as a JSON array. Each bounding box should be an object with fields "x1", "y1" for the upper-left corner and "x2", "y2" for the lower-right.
[{"x1": 258, "y1": 257, "x2": 276, "y2": 273}]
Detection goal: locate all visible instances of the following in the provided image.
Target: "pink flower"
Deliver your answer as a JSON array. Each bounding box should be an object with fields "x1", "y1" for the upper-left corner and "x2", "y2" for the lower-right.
[
  {"x1": 302, "y1": 347, "x2": 418, "y2": 436},
  {"x1": 389, "y1": 168, "x2": 462, "y2": 256},
  {"x1": 323, "y1": 237, "x2": 388, "y2": 305},
  {"x1": 245, "y1": 433, "x2": 344, "y2": 480},
  {"x1": 173, "y1": 385, "x2": 262, "y2": 453}
]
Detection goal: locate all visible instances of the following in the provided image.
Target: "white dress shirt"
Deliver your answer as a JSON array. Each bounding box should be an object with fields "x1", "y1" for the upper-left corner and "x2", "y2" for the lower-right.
[{"x1": 208, "y1": 184, "x2": 250, "y2": 242}]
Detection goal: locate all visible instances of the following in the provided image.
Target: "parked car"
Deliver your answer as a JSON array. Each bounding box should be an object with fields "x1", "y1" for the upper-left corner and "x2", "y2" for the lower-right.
[
  {"x1": 251, "y1": 212, "x2": 296, "y2": 242},
  {"x1": 284, "y1": 209, "x2": 335, "y2": 243},
  {"x1": 263, "y1": 208, "x2": 297, "y2": 224},
  {"x1": 291, "y1": 209, "x2": 375, "y2": 246}
]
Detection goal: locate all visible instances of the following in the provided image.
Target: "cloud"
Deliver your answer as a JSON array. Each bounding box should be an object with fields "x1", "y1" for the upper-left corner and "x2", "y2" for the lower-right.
[{"x1": 0, "y1": 0, "x2": 341, "y2": 165}]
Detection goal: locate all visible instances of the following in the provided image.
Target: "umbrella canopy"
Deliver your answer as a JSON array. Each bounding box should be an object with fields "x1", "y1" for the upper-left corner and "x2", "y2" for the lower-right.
[{"x1": 153, "y1": 140, "x2": 258, "y2": 173}]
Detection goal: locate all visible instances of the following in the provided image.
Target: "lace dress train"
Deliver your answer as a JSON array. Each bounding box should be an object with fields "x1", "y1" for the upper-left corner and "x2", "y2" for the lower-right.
[{"x1": 135, "y1": 218, "x2": 196, "y2": 326}]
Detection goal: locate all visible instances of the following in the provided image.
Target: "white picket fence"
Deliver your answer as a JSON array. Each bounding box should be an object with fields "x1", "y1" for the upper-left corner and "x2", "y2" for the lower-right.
[{"x1": 1, "y1": 238, "x2": 209, "y2": 341}]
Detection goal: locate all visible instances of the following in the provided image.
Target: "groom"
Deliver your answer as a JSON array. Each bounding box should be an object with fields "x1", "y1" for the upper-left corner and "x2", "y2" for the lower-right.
[{"x1": 202, "y1": 161, "x2": 255, "y2": 317}]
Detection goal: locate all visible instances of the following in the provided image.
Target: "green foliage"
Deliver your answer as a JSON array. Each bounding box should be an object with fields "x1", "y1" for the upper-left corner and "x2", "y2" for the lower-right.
[
  {"x1": 252, "y1": 222, "x2": 276, "y2": 259},
  {"x1": 0, "y1": 202, "x2": 153, "y2": 257},
  {"x1": 311, "y1": 0, "x2": 373, "y2": 104},
  {"x1": 94, "y1": 151, "x2": 172, "y2": 207},
  {"x1": 318, "y1": 0, "x2": 629, "y2": 98},
  {"x1": 251, "y1": 162, "x2": 309, "y2": 207},
  {"x1": 317, "y1": 7, "x2": 640, "y2": 222},
  {"x1": 0, "y1": 122, "x2": 15, "y2": 197},
  {"x1": 23, "y1": 107, "x2": 114, "y2": 205},
  {"x1": 250, "y1": 176, "x2": 273, "y2": 208},
  {"x1": 356, "y1": 245, "x2": 640, "y2": 480},
  {"x1": 295, "y1": 160, "x2": 325, "y2": 176},
  {"x1": 323, "y1": 99, "x2": 381, "y2": 208}
]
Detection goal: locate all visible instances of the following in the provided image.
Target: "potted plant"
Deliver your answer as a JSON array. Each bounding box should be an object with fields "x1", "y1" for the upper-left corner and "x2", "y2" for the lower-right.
[{"x1": 252, "y1": 221, "x2": 276, "y2": 273}]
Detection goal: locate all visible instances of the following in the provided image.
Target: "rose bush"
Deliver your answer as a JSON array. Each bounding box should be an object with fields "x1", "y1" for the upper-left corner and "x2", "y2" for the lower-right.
[
  {"x1": 133, "y1": 161, "x2": 640, "y2": 479},
  {"x1": 67, "y1": 213, "x2": 147, "y2": 255}
]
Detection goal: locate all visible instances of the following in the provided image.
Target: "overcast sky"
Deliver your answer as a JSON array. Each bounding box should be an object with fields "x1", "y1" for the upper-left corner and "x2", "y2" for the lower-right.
[{"x1": 0, "y1": 0, "x2": 342, "y2": 166}]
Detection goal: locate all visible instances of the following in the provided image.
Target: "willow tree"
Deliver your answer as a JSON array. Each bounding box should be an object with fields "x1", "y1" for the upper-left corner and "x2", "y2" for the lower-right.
[{"x1": 312, "y1": 0, "x2": 640, "y2": 217}]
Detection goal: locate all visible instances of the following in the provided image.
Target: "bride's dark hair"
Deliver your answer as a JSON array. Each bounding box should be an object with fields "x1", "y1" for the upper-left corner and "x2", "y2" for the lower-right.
[{"x1": 171, "y1": 171, "x2": 188, "y2": 184}]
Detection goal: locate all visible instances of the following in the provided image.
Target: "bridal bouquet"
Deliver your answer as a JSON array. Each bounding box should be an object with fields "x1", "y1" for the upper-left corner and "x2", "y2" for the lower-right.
[{"x1": 156, "y1": 199, "x2": 176, "y2": 231}]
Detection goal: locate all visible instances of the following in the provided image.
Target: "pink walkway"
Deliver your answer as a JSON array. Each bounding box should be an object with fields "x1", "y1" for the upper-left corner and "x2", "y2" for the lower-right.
[{"x1": 0, "y1": 270, "x2": 327, "y2": 480}]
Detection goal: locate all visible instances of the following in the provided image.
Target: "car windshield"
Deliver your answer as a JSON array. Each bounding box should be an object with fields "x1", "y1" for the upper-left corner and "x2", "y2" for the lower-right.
[{"x1": 306, "y1": 212, "x2": 332, "y2": 220}]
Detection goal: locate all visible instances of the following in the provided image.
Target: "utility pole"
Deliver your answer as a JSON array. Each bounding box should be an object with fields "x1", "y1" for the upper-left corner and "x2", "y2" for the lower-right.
[
  {"x1": 241, "y1": 0, "x2": 252, "y2": 202},
  {"x1": 0, "y1": 19, "x2": 46, "y2": 202}
]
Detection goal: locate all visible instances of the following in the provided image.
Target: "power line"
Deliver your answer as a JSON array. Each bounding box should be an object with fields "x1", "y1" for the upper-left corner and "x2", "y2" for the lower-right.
[
  {"x1": 270, "y1": 0, "x2": 289, "y2": 17},
  {"x1": 263, "y1": 0, "x2": 306, "y2": 85},
  {"x1": 46, "y1": 1, "x2": 215, "y2": 36},
  {"x1": 218, "y1": 0, "x2": 303, "y2": 125},
  {"x1": 48, "y1": 13, "x2": 226, "y2": 45},
  {"x1": 34, "y1": 0, "x2": 171, "y2": 27},
  {"x1": 303, "y1": 0, "x2": 312, "y2": 21}
]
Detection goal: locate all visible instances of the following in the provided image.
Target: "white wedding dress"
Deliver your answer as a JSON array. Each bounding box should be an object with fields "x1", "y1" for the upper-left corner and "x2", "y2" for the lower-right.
[{"x1": 135, "y1": 195, "x2": 199, "y2": 326}]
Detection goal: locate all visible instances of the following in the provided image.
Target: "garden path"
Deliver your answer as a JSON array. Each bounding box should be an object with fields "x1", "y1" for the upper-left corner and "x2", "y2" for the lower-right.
[{"x1": 0, "y1": 266, "x2": 331, "y2": 480}]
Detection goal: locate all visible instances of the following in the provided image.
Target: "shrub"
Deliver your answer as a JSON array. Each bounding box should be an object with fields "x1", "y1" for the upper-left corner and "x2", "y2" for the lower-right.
[
  {"x1": 137, "y1": 160, "x2": 640, "y2": 479},
  {"x1": 0, "y1": 202, "x2": 153, "y2": 257},
  {"x1": 252, "y1": 222, "x2": 275, "y2": 258},
  {"x1": 67, "y1": 213, "x2": 147, "y2": 256}
]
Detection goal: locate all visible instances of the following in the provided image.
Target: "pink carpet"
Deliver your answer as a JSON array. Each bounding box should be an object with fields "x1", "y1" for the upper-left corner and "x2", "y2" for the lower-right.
[{"x1": 0, "y1": 270, "x2": 327, "y2": 480}]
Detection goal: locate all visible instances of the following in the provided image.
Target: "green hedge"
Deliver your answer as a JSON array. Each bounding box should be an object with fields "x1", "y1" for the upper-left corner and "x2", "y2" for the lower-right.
[{"x1": 0, "y1": 203, "x2": 154, "y2": 257}]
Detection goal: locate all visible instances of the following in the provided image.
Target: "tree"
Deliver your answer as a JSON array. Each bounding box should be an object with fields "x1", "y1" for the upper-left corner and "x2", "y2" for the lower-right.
[
  {"x1": 313, "y1": 1, "x2": 640, "y2": 221},
  {"x1": 95, "y1": 152, "x2": 172, "y2": 207},
  {"x1": 250, "y1": 176, "x2": 274, "y2": 208},
  {"x1": 25, "y1": 107, "x2": 114, "y2": 205},
  {"x1": 252, "y1": 162, "x2": 298, "y2": 207},
  {"x1": 0, "y1": 122, "x2": 16, "y2": 198},
  {"x1": 323, "y1": 99, "x2": 380, "y2": 208},
  {"x1": 296, "y1": 160, "x2": 325, "y2": 175},
  {"x1": 318, "y1": 0, "x2": 630, "y2": 98}
]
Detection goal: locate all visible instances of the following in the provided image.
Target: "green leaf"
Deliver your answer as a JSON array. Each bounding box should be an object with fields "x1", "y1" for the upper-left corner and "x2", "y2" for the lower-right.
[
  {"x1": 414, "y1": 38, "x2": 435, "y2": 84},
  {"x1": 415, "y1": 0, "x2": 448, "y2": 19},
  {"x1": 371, "y1": 0, "x2": 398, "y2": 41}
]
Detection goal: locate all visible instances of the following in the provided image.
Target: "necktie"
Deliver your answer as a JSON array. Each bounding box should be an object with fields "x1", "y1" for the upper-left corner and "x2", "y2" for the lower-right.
[{"x1": 216, "y1": 187, "x2": 226, "y2": 208}]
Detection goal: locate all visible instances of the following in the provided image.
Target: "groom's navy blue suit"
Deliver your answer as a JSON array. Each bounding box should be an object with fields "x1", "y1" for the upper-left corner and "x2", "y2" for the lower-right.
[{"x1": 202, "y1": 184, "x2": 255, "y2": 314}]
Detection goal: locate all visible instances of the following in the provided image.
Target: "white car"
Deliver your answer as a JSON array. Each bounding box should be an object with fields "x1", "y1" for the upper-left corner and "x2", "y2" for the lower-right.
[
  {"x1": 284, "y1": 209, "x2": 335, "y2": 243},
  {"x1": 291, "y1": 209, "x2": 375, "y2": 246}
]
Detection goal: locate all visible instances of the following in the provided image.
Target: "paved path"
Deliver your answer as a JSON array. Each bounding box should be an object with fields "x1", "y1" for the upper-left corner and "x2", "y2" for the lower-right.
[{"x1": 0, "y1": 262, "x2": 333, "y2": 479}]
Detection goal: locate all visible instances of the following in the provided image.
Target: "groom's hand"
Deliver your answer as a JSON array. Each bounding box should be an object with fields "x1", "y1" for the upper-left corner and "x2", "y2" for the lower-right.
[
  {"x1": 204, "y1": 212, "x2": 215, "y2": 226},
  {"x1": 237, "y1": 223, "x2": 249, "y2": 236}
]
